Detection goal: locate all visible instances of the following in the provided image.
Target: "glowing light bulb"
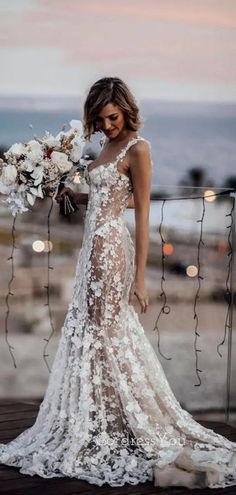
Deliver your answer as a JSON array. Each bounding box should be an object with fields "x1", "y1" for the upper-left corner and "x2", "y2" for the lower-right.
[
  {"x1": 43, "y1": 240, "x2": 53, "y2": 252},
  {"x1": 204, "y1": 190, "x2": 216, "y2": 202},
  {"x1": 163, "y1": 243, "x2": 174, "y2": 255},
  {"x1": 186, "y1": 265, "x2": 198, "y2": 277},
  {"x1": 32, "y1": 240, "x2": 44, "y2": 252}
]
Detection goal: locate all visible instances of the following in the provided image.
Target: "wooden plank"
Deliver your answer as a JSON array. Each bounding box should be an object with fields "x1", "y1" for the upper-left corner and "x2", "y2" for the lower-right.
[
  {"x1": 0, "y1": 408, "x2": 38, "y2": 423},
  {"x1": 0, "y1": 420, "x2": 37, "y2": 433},
  {"x1": 0, "y1": 401, "x2": 39, "y2": 407},
  {"x1": 0, "y1": 418, "x2": 37, "y2": 431},
  {"x1": 0, "y1": 404, "x2": 39, "y2": 414},
  {"x1": 1, "y1": 477, "x2": 236, "y2": 495},
  {"x1": 0, "y1": 402, "x2": 236, "y2": 495}
]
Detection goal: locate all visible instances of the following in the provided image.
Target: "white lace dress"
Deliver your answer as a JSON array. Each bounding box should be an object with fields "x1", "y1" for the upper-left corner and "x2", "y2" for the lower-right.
[{"x1": 0, "y1": 136, "x2": 236, "y2": 489}]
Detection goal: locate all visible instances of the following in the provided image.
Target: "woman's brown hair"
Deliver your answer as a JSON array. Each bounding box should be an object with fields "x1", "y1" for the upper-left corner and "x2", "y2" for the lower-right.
[{"x1": 83, "y1": 77, "x2": 143, "y2": 141}]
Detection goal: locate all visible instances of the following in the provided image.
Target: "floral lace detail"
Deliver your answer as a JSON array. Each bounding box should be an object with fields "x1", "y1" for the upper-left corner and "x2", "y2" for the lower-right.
[{"x1": 1, "y1": 136, "x2": 236, "y2": 489}]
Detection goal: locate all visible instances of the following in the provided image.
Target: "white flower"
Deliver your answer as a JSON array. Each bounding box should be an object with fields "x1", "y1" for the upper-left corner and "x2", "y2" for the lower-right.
[
  {"x1": 93, "y1": 340, "x2": 102, "y2": 350},
  {"x1": 165, "y1": 425, "x2": 174, "y2": 434},
  {"x1": 59, "y1": 410, "x2": 67, "y2": 420},
  {"x1": 42, "y1": 135, "x2": 60, "y2": 149},
  {"x1": 107, "y1": 414, "x2": 116, "y2": 421},
  {"x1": 5, "y1": 142, "x2": 26, "y2": 159},
  {"x1": 31, "y1": 165, "x2": 44, "y2": 186},
  {"x1": 144, "y1": 388, "x2": 155, "y2": 398},
  {"x1": 4, "y1": 189, "x2": 29, "y2": 216},
  {"x1": 0, "y1": 182, "x2": 11, "y2": 194},
  {"x1": 120, "y1": 448, "x2": 128, "y2": 457},
  {"x1": 126, "y1": 458, "x2": 138, "y2": 468},
  {"x1": 126, "y1": 402, "x2": 139, "y2": 413},
  {"x1": 55, "y1": 119, "x2": 83, "y2": 140},
  {"x1": 90, "y1": 280, "x2": 103, "y2": 297},
  {"x1": 124, "y1": 349, "x2": 133, "y2": 360},
  {"x1": 19, "y1": 159, "x2": 34, "y2": 173},
  {"x1": 51, "y1": 151, "x2": 72, "y2": 173},
  {"x1": 27, "y1": 141, "x2": 44, "y2": 163},
  {"x1": 27, "y1": 192, "x2": 36, "y2": 206},
  {"x1": 37, "y1": 184, "x2": 44, "y2": 198},
  {"x1": 28, "y1": 152, "x2": 43, "y2": 163},
  {"x1": 136, "y1": 412, "x2": 149, "y2": 424},
  {"x1": 92, "y1": 375, "x2": 101, "y2": 385},
  {"x1": 71, "y1": 334, "x2": 82, "y2": 348},
  {"x1": 114, "y1": 273, "x2": 121, "y2": 283},
  {"x1": 29, "y1": 186, "x2": 41, "y2": 197},
  {"x1": 0, "y1": 164, "x2": 17, "y2": 185},
  {"x1": 70, "y1": 142, "x2": 83, "y2": 162},
  {"x1": 70, "y1": 119, "x2": 83, "y2": 132}
]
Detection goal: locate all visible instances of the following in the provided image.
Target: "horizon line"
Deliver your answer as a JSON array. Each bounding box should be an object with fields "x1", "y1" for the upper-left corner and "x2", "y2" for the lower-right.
[{"x1": 0, "y1": 94, "x2": 236, "y2": 106}]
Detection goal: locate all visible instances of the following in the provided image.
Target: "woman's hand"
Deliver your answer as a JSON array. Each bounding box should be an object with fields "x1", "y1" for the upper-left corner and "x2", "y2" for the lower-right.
[
  {"x1": 128, "y1": 278, "x2": 149, "y2": 313},
  {"x1": 55, "y1": 187, "x2": 76, "y2": 204}
]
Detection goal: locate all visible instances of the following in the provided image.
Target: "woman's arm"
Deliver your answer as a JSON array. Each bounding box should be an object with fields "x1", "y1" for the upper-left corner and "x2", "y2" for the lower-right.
[
  {"x1": 127, "y1": 194, "x2": 135, "y2": 208},
  {"x1": 128, "y1": 141, "x2": 152, "y2": 312}
]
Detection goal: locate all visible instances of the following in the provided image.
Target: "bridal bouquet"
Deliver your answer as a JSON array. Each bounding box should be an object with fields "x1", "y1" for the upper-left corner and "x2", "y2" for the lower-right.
[{"x1": 0, "y1": 120, "x2": 86, "y2": 216}]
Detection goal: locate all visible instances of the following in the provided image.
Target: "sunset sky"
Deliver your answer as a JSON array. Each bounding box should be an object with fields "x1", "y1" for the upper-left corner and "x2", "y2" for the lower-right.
[{"x1": 0, "y1": 0, "x2": 235, "y2": 102}]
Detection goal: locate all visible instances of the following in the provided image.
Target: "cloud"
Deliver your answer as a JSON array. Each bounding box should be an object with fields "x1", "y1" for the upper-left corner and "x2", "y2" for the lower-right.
[{"x1": 0, "y1": 0, "x2": 235, "y2": 98}]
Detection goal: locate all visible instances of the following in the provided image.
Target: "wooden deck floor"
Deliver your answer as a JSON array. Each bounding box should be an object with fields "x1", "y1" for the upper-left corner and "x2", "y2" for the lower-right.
[{"x1": 0, "y1": 400, "x2": 236, "y2": 495}]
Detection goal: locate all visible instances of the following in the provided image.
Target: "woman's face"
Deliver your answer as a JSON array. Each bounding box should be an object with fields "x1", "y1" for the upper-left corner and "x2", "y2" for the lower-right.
[{"x1": 94, "y1": 102, "x2": 126, "y2": 139}]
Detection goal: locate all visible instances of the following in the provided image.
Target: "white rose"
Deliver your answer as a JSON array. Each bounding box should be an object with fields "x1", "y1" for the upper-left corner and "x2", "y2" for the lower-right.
[
  {"x1": 0, "y1": 164, "x2": 17, "y2": 185},
  {"x1": 51, "y1": 151, "x2": 72, "y2": 173},
  {"x1": 27, "y1": 141, "x2": 44, "y2": 163}
]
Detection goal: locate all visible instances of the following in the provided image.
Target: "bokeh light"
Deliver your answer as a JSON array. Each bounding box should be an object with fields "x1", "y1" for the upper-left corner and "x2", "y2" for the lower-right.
[
  {"x1": 218, "y1": 240, "x2": 227, "y2": 253},
  {"x1": 32, "y1": 240, "x2": 45, "y2": 252},
  {"x1": 186, "y1": 265, "x2": 198, "y2": 277},
  {"x1": 43, "y1": 240, "x2": 53, "y2": 253},
  {"x1": 163, "y1": 243, "x2": 174, "y2": 256},
  {"x1": 204, "y1": 190, "x2": 216, "y2": 202}
]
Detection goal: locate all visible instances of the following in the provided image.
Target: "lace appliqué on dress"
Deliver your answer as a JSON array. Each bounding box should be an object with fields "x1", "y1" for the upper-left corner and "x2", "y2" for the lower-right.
[{"x1": 1, "y1": 136, "x2": 236, "y2": 489}]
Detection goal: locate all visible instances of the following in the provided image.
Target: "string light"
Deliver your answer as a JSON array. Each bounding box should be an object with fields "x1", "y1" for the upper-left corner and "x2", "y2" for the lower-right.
[
  {"x1": 4, "y1": 214, "x2": 17, "y2": 369},
  {"x1": 163, "y1": 243, "x2": 174, "y2": 256},
  {"x1": 42, "y1": 197, "x2": 56, "y2": 373},
  {"x1": 32, "y1": 240, "x2": 44, "y2": 252},
  {"x1": 192, "y1": 196, "x2": 205, "y2": 387},
  {"x1": 43, "y1": 240, "x2": 53, "y2": 253},
  {"x1": 186, "y1": 265, "x2": 198, "y2": 277},
  {"x1": 3, "y1": 188, "x2": 236, "y2": 391},
  {"x1": 152, "y1": 199, "x2": 172, "y2": 361},
  {"x1": 204, "y1": 189, "x2": 216, "y2": 202}
]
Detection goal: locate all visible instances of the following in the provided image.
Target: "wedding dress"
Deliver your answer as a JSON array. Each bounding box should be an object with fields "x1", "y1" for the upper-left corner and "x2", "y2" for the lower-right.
[{"x1": 0, "y1": 135, "x2": 236, "y2": 489}]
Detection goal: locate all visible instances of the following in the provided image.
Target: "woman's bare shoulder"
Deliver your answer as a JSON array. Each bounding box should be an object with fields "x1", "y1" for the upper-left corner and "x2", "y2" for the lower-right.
[{"x1": 129, "y1": 138, "x2": 152, "y2": 161}]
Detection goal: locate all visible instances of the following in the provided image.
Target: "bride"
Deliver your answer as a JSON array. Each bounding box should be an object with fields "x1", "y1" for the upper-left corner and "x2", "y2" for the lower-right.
[{"x1": 0, "y1": 76, "x2": 236, "y2": 489}]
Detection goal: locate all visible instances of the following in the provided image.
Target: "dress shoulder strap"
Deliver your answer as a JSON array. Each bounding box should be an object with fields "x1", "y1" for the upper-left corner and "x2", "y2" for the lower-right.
[{"x1": 114, "y1": 136, "x2": 149, "y2": 164}]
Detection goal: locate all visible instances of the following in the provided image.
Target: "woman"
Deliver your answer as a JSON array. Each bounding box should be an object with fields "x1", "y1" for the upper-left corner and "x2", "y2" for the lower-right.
[{"x1": 0, "y1": 77, "x2": 236, "y2": 489}]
